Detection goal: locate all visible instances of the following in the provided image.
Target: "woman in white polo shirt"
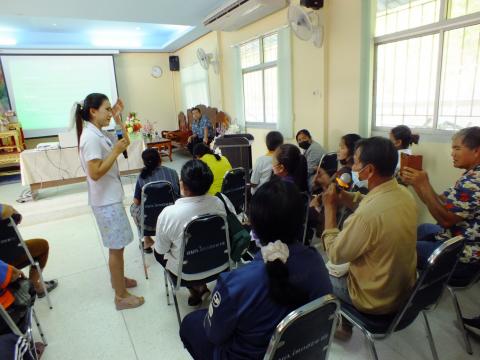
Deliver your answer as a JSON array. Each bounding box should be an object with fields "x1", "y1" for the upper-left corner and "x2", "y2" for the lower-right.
[{"x1": 75, "y1": 93, "x2": 144, "y2": 310}]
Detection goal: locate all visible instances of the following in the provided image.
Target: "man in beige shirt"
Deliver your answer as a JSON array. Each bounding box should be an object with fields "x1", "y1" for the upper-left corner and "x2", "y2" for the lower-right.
[{"x1": 321, "y1": 137, "x2": 417, "y2": 339}]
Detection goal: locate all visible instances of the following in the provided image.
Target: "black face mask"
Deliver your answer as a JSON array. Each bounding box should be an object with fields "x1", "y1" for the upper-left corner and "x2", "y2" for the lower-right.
[{"x1": 298, "y1": 141, "x2": 311, "y2": 150}]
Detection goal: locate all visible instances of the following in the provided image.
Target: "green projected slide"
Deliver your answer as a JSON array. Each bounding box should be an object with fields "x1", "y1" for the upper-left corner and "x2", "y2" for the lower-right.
[{"x1": 1, "y1": 55, "x2": 118, "y2": 138}]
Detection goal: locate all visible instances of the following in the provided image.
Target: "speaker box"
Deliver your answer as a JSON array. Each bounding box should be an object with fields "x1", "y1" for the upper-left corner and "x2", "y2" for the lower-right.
[
  {"x1": 300, "y1": 0, "x2": 324, "y2": 10},
  {"x1": 169, "y1": 56, "x2": 180, "y2": 71}
]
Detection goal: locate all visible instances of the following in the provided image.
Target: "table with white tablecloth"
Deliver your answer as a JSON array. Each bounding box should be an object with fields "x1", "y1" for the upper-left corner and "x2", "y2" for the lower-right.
[{"x1": 20, "y1": 138, "x2": 144, "y2": 191}]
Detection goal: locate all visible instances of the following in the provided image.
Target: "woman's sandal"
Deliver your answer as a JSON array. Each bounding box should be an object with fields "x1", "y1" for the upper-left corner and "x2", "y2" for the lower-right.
[{"x1": 115, "y1": 294, "x2": 145, "y2": 310}]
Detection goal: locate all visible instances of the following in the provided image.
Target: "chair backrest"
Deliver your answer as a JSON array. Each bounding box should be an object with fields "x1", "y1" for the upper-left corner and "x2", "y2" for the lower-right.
[
  {"x1": 176, "y1": 214, "x2": 232, "y2": 288},
  {"x1": 0, "y1": 218, "x2": 28, "y2": 265},
  {"x1": 389, "y1": 236, "x2": 464, "y2": 333},
  {"x1": 221, "y1": 167, "x2": 246, "y2": 214},
  {"x1": 300, "y1": 192, "x2": 310, "y2": 245},
  {"x1": 141, "y1": 181, "x2": 176, "y2": 235},
  {"x1": 319, "y1": 152, "x2": 338, "y2": 177},
  {"x1": 264, "y1": 294, "x2": 339, "y2": 360}
]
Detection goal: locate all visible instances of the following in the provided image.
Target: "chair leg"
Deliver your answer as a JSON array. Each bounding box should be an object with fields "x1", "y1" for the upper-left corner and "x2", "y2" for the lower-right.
[
  {"x1": 448, "y1": 287, "x2": 473, "y2": 355},
  {"x1": 32, "y1": 308, "x2": 47, "y2": 346},
  {"x1": 170, "y1": 282, "x2": 182, "y2": 327},
  {"x1": 422, "y1": 311, "x2": 439, "y2": 360},
  {"x1": 365, "y1": 332, "x2": 379, "y2": 360},
  {"x1": 34, "y1": 263, "x2": 53, "y2": 310},
  {"x1": 139, "y1": 237, "x2": 148, "y2": 280},
  {"x1": 163, "y1": 271, "x2": 171, "y2": 306}
]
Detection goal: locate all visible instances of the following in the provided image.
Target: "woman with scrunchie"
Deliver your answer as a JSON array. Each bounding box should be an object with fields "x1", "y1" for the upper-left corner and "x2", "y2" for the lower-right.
[
  {"x1": 130, "y1": 148, "x2": 180, "y2": 253},
  {"x1": 179, "y1": 180, "x2": 332, "y2": 359}
]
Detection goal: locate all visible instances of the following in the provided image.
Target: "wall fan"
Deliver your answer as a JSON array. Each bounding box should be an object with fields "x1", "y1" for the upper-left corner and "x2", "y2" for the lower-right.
[
  {"x1": 288, "y1": 4, "x2": 324, "y2": 48},
  {"x1": 196, "y1": 48, "x2": 219, "y2": 73}
]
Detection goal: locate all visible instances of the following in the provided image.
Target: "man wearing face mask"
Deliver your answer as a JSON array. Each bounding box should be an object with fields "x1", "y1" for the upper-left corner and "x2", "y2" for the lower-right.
[
  {"x1": 321, "y1": 137, "x2": 417, "y2": 340},
  {"x1": 296, "y1": 129, "x2": 326, "y2": 190}
]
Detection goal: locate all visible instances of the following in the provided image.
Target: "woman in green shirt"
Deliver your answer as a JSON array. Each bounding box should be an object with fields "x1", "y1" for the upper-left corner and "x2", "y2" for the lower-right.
[{"x1": 193, "y1": 143, "x2": 232, "y2": 195}]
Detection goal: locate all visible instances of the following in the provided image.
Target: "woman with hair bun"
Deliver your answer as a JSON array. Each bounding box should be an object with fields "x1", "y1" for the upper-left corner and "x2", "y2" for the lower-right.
[
  {"x1": 75, "y1": 93, "x2": 144, "y2": 310},
  {"x1": 130, "y1": 148, "x2": 180, "y2": 253},
  {"x1": 179, "y1": 180, "x2": 332, "y2": 359},
  {"x1": 390, "y1": 125, "x2": 420, "y2": 173}
]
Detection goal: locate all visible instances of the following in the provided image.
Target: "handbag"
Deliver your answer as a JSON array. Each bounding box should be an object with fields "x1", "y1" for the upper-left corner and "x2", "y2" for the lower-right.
[{"x1": 216, "y1": 193, "x2": 251, "y2": 262}]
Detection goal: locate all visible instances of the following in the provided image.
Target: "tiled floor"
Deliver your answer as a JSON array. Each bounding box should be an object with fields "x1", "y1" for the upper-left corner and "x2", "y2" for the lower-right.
[{"x1": 1, "y1": 151, "x2": 479, "y2": 360}]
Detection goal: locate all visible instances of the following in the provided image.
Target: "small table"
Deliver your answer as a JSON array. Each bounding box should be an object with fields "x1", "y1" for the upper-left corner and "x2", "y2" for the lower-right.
[{"x1": 146, "y1": 138, "x2": 173, "y2": 162}]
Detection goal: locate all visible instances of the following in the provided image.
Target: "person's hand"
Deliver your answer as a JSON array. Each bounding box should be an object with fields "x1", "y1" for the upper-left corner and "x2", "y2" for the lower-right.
[
  {"x1": 401, "y1": 167, "x2": 429, "y2": 189},
  {"x1": 187, "y1": 135, "x2": 193, "y2": 143},
  {"x1": 310, "y1": 194, "x2": 322, "y2": 210},
  {"x1": 322, "y1": 183, "x2": 339, "y2": 209},
  {"x1": 2, "y1": 204, "x2": 15, "y2": 219},
  {"x1": 11, "y1": 266, "x2": 25, "y2": 282},
  {"x1": 203, "y1": 137, "x2": 208, "y2": 145},
  {"x1": 112, "y1": 99, "x2": 124, "y2": 119},
  {"x1": 313, "y1": 167, "x2": 331, "y2": 190},
  {"x1": 113, "y1": 138, "x2": 129, "y2": 156}
]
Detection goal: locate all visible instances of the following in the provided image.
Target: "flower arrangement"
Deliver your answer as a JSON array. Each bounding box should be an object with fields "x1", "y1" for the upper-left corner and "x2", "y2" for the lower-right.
[
  {"x1": 141, "y1": 120, "x2": 156, "y2": 138},
  {"x1": 125, "y1": 112, "x2": 142, "y2": 133}
]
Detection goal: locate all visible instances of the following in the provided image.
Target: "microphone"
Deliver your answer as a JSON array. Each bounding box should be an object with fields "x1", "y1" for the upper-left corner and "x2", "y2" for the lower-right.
[
  {"x1": 116, "y1": 128, "x2": 128, "y2": 159},
  {"x1": 335, "y1": 172, "x2": 351, "y2": 192}
]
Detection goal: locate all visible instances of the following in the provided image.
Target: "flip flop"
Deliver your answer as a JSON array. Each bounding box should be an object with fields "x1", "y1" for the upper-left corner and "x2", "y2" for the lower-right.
[{"x1": 115, "y1": 294, "x2": 145, "y2": 310}]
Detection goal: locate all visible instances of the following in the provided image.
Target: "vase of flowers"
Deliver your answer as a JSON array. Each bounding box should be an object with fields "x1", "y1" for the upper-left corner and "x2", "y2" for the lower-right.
[
  {"x1": 125, "y1": 112, "x2": 142, "y2": 134},
  {"x1": 141, "y1": 120, "x2": 156, "y2": 140}
]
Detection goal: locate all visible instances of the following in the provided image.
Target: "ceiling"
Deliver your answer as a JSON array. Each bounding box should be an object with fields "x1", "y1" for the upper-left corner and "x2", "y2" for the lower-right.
[{"x1": 0, "y1": 0, "x2": 227, "y2": 52}]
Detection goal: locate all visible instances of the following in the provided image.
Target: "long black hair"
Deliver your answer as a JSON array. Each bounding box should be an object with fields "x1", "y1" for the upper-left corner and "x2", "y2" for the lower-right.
[
  {"x1": 140, "y1": 148, "x2": 161, "y2": 179},
  {"x1": 74, "y1": 93, "x2": 109, "y2": 145},
  {"x1": 249, "y1": 180, "x2": 308, "y2": 307},
  {"x1": 340, "y1": 133, "x2": 362, "y2": 166},
  {"x1": 275, "y1": 144, "x2": 308, "y2": 192},
  {"x1": 391, "y1": 125, "x2": 420, "y2": 149},
  {"x1": 193, "y1": 143, "x2": 221, "y2": 161}
]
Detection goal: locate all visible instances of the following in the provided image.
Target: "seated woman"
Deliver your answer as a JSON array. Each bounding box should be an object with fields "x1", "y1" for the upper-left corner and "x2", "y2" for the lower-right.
[
  {"x1": 154, "y1": 160, "x2": 235, "y2": 307},
  {"x1": 193, "y1": 143, "x2": 232, "y2": 196},
  {"x1": 272, "y1": 144, "x2": 309, "y2": 193},
  {"x1": 0, "y1": 204, "x2": 57, "y2": 298},
  {"x1": 130, "y1": 148, "x2": 180, "y2": 253},
  {"x1": 179, "y1": 180, "x2": 332, "y2": 359},
  {"x1": 389, "y1": 125, "x2": 420, "y2": 174}
]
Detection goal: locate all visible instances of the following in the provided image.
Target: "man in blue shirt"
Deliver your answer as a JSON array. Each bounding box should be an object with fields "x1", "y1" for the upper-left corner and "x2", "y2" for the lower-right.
[{"x1": 187, "y1": 107, "x2": 214, "y2": 155}]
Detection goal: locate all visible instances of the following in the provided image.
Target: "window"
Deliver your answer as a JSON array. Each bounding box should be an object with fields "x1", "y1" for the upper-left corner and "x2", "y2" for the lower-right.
[
  {"x1": 181, "y1": 63, "x2": 209, "y2": 109},
  {"x1": 240, "y1": 33, "x2": 278, "y2": 125},
  {"x1": 373, "y1": 0, "x2": 480, "y2": 132}
]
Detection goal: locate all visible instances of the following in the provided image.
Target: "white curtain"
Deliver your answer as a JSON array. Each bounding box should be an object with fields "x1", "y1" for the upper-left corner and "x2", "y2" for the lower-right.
[
  {"x1": 277, "y1": 27, "x2": 294, "y2": 138},
  {"x1": 180, "y1": 63, "x2": 210, "y2": 109},
  {"x1": 232, "y1": 46, "x2": 246, "y2": 131}
]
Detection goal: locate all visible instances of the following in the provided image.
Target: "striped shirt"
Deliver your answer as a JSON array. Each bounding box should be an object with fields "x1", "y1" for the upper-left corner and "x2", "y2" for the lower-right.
[{"x1": 134, "y1": 166, "x2": 180, "y2": 200}]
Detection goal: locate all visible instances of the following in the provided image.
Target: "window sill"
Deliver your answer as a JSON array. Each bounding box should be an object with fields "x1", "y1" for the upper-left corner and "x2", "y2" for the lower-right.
[
  {"x1": 246, "y1": 122, "x2": 277, "y2": 130},
  {"x1": 372, "y1": 127, "x2": 454, "y2": 144}
]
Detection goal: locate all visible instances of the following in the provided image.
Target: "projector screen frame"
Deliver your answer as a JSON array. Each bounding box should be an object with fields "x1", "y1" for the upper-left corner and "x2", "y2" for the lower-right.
[{"x1": 0, "y1": 54, "x2": 120, "y2": 139}]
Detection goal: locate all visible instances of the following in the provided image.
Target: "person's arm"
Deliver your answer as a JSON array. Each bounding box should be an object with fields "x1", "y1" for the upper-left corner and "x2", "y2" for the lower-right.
[
  {"x1": 204, "y1": 276, "x2": 238, "y2": 345},
  {"x1": 86, "y1": 139, "x2": 129, "y2": 181},
  {"x1": 203, "y1": 126, "x2": 209, "y2": 144},
  {"x1": 112, "y1": 99, "x2": 130, "y2": 145},
  {"x1": 401, "y1": 167, "x2": 463, "y2": 228},
  {"x1": 0, "y1": 261, "x2": 24, "y2": 290},
  {"x1": 133, "y1": 181, "x2": 142, "y2": 205},
  {"x1": 337, "y1": 190, "x2": 364, "y2": 211},
  {"x1": 155, "y1": 212, "x2": 172, "y2": 254},
  {"x1": 322, "y1": 184, "x2": 371, "y2": 264}
]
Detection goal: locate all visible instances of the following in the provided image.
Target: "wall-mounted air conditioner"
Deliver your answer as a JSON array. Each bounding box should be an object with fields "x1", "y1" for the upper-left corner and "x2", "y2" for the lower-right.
[{"x1": 203, "y1": 0, "x2": 288, "y2": 32}]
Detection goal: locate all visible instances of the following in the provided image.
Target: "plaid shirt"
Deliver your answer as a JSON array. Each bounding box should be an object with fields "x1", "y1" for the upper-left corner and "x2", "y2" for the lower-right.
[
  {"x1": 191, "y1": 115, "x2": 214, "y2": 139},
  {"x1": 435, "y1": 164, "x2": 480, "y2": 263}
]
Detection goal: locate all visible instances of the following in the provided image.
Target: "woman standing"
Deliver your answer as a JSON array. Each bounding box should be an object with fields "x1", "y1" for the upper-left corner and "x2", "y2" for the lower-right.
[{"x1": 75, "y1": 93, "x2": 144, "y2": 310}]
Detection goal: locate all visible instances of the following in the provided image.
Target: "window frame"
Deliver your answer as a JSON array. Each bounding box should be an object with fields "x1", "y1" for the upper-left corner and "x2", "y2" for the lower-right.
[
  {"x1": 241, "y1": 33, "x2": 278, "y2": 128},
  {"x1": 372, "y1": 0, "x2": 480, "y2": 135}
]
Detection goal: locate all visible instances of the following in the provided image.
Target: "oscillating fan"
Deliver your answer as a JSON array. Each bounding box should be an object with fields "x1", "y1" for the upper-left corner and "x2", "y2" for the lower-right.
[
  {"x1": 288, "y1": 4, "x2": 324, "y2": 48},
  {"x1": 196, "y1": 48, "x2": 219, "y2": 73}
]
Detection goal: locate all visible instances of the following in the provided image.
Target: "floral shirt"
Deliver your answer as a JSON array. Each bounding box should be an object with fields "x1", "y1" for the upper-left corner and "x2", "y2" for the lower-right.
[
  {"x1": 435, "y1": 164, "x2": 480, "y2": 263},
  {"x1": 191, "y1": 115, "x2": 214, "y2": 139}
]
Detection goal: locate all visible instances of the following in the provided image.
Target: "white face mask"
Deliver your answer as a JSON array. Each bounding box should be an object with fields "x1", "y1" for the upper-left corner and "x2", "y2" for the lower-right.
[{"x1": 352, "y1": 166, "x2": 369, "y2": 189}]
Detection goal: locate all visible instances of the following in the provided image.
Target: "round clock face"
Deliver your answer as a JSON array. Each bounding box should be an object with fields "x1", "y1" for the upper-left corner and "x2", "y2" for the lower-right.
[{"x1": 151, "y1": 66, "x2": 163, "y2": 78}]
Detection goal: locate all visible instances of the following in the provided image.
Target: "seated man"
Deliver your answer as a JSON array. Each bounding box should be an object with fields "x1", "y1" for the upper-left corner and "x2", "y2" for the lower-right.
[
  {"x1": 0, "y1": 204, "x2": 57, "y2": 298},
  {"x1": 187, "y1": 107, "x2": 214, "y2": 155},
  {"x1": 321, "y1": 137, "x2": 417, "y2": 339},
  {"x1": 401, "y1": 126, "x2": 480, "y2": 276},
  {"x1": 153, "y1": 160, "x2": 235, "y2": 307}
]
